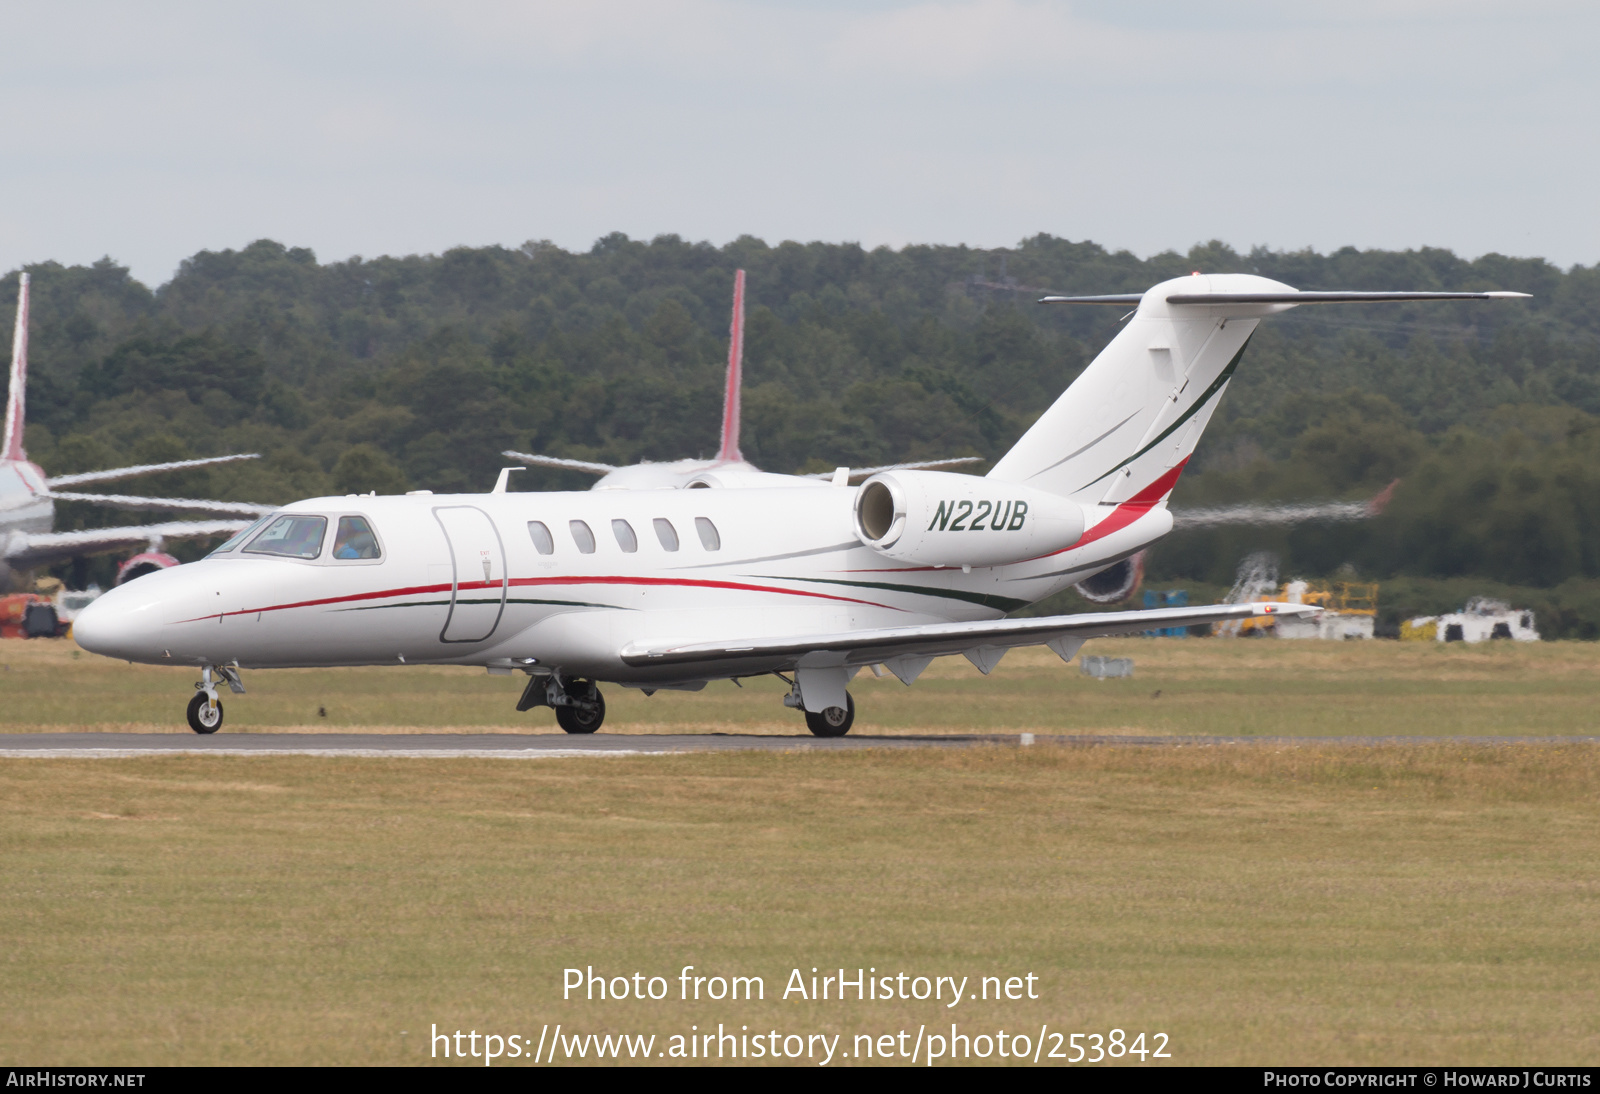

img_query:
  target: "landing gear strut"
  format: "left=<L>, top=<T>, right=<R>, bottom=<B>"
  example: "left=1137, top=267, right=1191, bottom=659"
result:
left=518, top=673, right=607, bottom=734
left=186, top=665, right=245, bottom=735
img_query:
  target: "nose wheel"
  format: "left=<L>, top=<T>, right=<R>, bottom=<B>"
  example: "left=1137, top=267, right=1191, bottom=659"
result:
left=187, top=692, right=224, bottom=734
left=186, top=665, right=243, bottom=734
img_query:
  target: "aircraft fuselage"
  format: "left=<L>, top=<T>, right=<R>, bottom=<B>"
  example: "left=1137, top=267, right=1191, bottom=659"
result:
left=73, top=485, right=1168, bottom=685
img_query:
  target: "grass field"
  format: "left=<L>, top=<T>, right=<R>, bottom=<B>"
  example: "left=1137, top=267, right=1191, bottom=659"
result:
left=2, top=638, right=1599, bottom=1066
left=4, top=635, right=1600, bottom=737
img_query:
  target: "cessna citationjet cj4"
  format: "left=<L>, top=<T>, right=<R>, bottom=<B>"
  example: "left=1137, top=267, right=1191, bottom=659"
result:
left=1, top=273, right=271, bottom=588
left=72, top=274, right=1526, bottom=735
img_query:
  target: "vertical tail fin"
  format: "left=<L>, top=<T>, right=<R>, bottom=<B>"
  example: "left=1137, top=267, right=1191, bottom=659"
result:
left=989, top=275, right=1526, bottom=508
left=988, top=274, right=1267, bottom=506
left=717, top=269, right=745, bottom=463
left=3, top=271, right=28, bottom=463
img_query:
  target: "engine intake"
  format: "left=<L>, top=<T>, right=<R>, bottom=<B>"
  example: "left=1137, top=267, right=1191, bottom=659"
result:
left=852, top=470, right=1086, bottom=568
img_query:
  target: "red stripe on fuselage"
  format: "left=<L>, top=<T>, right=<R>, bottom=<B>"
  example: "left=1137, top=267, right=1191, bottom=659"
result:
left=174, top=573, right=897, bottom=624
left=1046, top=457, right=1189, bottom=556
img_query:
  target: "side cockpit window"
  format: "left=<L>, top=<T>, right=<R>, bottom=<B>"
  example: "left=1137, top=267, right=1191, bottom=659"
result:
left=244, top=514, right=328, bottom=559
left=333, top=516, right=382, bottom=560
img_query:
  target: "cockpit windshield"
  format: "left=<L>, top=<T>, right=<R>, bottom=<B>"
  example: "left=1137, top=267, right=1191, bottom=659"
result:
left=332, top=516, right=381, bottom=559
left=208, top=515, right=273, bottom=557
left=243, top=514, right=328, bottom=559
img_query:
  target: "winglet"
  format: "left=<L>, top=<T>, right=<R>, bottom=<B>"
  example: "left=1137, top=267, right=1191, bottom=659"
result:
left=718, top=269, right=745, bottom=463
left=3, top=272, right=29, bottom=463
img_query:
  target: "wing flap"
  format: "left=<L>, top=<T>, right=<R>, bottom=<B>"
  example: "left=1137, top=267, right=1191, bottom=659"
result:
left=620, top=601, right=1316, bottom=671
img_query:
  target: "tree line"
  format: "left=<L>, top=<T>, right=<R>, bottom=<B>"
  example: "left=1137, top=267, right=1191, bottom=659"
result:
left=5, top=234, right=1600, bottom=632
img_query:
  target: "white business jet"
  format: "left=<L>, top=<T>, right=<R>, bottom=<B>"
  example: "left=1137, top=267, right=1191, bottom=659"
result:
left=71, top=274, right=1525, bottom=735
left=503, top=269, right=981, bottom=491
left=1, top=273, right=272, bottom=590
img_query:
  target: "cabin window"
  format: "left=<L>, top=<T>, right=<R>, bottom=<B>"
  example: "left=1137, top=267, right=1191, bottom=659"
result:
left=694, top=516, right=721, bottom=551
left=244, top=514, right=328, bottom=560
left=208, top=515, right=272, bottom=556
left=612, top=519, right=638, bottom=553
left=569, top=519, right=596, bottom=554
left=527, top=521, right=555, bottom=555
left=332, top=516, right=381, bottom=559
left=653, top=518, right=679, bottom=552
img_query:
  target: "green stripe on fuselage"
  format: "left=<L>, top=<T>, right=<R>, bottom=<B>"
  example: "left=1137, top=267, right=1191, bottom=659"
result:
left=1077, top=333, right=1253, bottom=493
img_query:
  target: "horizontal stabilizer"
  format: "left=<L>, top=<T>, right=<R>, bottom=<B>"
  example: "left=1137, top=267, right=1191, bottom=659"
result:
left=802, top=456, right=982, bottom=481
left=620, top=601, right=1316, bottom=673
left=1037, top=294, right=1143, bottom=305
left=46, top=491, right=275, bottom=517
left=46, top=453, right=260, bottom=488
left=1041, top=290, right=1531, bottom=306
left=1163, top=291, right=1531, bottom=305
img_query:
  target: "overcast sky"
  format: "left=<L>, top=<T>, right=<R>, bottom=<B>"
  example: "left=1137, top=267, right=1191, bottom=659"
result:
left=2, top=1, right=1595, bottom=287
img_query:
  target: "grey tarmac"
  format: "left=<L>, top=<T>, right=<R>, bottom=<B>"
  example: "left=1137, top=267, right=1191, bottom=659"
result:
left=0, top=732, right=1596, bottom=758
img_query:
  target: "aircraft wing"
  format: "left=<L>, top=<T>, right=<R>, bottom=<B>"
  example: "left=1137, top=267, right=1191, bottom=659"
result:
left=45, top=491, right=274, bottom=517
left=45, top=453, right=261, bottom=488
left=3, top=520, right=249, bottom=569
left=620, top=601, right=1316, bottom=681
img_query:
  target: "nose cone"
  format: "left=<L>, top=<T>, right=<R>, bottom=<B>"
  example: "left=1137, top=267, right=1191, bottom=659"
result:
left=72, top=568, right=189, bottom=663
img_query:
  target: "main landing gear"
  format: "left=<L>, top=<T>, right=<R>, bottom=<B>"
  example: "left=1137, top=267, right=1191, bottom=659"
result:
left=804, top=694, right=855, bottom=738
left=518, top=674, right=607, bottom=734
left=186, top=665, right=246, bottom=734
left=780, top=673, right=857, bottom=737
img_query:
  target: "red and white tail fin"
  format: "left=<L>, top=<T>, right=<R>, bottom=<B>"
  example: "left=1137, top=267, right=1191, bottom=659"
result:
left=3, top=272, right=28, bottom=463
left=717, top=268, right=745, bottom=463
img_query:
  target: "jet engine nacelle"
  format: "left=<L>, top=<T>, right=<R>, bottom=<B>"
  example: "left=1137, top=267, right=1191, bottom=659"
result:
left=116, top=551, right=181, bottom=586
left=853, top=470, right=1086, bottom=568
left=1074, top=550, right=1146, bottom=604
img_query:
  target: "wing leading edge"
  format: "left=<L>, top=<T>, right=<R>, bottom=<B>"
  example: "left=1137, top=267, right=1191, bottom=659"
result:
left=620, top=601, right=1316, bottom=682
left=5, top=520, right=250, bottom=568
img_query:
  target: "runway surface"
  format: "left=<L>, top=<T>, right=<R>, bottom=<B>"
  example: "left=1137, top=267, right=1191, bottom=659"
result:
left=1, top=732, right=1597, bottom=758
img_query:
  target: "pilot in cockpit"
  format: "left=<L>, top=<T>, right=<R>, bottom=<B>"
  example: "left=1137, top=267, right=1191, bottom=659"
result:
left=332, top=516, right=381, bottom=560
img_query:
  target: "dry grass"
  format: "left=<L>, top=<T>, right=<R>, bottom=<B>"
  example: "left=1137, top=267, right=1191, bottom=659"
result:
left=2, top=744, right=1598, bottom=1065
left=3, top=635, right=1600, bottom=737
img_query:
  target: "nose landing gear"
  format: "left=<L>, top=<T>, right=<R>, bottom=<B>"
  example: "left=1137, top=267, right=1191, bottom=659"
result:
left=186, top=691, right=223, bottom=734
left=186, top=665, right=246, bottom=734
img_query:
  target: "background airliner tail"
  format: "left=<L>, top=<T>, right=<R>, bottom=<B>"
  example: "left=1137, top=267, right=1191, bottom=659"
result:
left=717, top=268, right=745, bottom=463
left=3, top=272, right=29, bottom=463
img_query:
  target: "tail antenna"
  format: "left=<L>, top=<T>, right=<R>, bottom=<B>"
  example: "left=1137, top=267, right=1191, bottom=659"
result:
left=3, top=272, right=28, bottom=463
left=718, top=269, right=745, bottom=463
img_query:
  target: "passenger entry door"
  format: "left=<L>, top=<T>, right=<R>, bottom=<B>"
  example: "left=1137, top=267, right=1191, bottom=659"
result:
left=434, top=506, right=507, bottom=642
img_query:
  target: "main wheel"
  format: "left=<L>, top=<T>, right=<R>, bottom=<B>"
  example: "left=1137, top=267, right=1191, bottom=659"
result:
left=804, top=693, right=855, bottom=738
left=555, top=684, right=605, bottom=734
left=186, top=692, right=224, bottom=734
